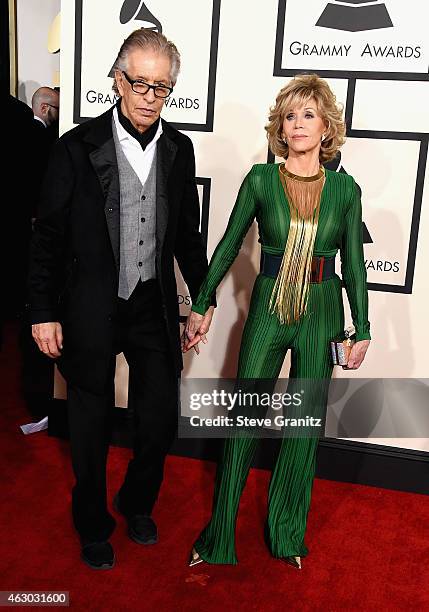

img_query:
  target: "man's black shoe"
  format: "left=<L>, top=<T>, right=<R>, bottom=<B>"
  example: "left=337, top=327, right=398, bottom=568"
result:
left=81, top=540, right=115, bottom=570
left=113, top=493, right=158, bottom=545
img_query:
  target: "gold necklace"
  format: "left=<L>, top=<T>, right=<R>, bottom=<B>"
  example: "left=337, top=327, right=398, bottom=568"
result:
left=279, top=163, right=325, bottom=220
left=269, top=164, right=326, bottom=324
left=279, top=162, right=325, bottom=182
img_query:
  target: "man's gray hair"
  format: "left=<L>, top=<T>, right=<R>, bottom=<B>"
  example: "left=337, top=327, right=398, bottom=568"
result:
left=112, top=29, right=181, bottom=94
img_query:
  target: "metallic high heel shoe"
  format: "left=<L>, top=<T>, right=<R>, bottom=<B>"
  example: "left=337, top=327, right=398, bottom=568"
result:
left=283, top=555, right=302, bottom=569
left=188, top=547, right=204, bottom=567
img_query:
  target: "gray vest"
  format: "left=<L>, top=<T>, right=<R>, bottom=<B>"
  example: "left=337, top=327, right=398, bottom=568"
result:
left=112, top=121, right=157, bottom=300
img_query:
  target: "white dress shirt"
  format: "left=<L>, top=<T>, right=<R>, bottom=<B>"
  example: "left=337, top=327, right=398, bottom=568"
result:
left=113, top=106, right=163, bottom=186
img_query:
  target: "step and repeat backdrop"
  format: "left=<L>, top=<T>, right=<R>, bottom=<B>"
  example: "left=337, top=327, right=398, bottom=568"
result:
left=57, top=0, right=429, bottom=451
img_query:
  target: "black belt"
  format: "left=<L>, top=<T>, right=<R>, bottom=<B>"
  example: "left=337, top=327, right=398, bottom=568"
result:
left=260, top=252, right=336, bottom=283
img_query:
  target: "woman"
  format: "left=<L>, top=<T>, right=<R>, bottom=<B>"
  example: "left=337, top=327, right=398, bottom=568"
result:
left=183, top=74, right=371, bottom=569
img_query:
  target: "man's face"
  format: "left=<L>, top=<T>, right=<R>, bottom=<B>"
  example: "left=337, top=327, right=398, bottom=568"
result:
left=115, top=48, right=172, bottom=133
left=40, top=91, right=59, bottom=126
left=46, top=91, right=60, bottom=126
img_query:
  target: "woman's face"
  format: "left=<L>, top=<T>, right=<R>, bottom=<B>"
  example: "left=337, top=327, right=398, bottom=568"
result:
left=281, top=98, right=327, bottom=157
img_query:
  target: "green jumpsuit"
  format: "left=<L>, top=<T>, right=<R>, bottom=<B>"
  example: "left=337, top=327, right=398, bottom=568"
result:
left=190, top=163, right=371, bottom=563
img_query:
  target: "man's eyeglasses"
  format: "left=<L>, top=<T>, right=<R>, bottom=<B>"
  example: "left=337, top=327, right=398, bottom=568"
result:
left=121, top=71, right=173, bottom=99
left=47, top=104, right=59, bottom=110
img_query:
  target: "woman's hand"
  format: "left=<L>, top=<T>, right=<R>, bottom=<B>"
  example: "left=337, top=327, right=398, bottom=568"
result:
left=344, top=339, right=370, bottom=370
left=181, top=311, right=204, bottom=354
left=182, top=306, right=215, bottom=353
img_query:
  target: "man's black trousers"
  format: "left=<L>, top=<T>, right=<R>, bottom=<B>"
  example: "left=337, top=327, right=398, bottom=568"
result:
left=67, top=279, right=179, bottom=542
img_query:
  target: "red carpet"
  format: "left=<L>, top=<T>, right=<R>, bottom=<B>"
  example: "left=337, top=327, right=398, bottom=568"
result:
left=1, top=323, right=429, bottom=611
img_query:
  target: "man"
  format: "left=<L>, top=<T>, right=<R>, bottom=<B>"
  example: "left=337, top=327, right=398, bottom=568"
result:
left=31, top=86, right=59, bottom=130
left=30, top=87, right=60, bottom=218
left=20, top=89, right=61, bottom=419
left=28, top=29, right=214, bottom=570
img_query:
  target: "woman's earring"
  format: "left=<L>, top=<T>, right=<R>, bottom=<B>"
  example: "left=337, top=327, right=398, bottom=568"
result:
left=321, top=134, right=326, bottom=142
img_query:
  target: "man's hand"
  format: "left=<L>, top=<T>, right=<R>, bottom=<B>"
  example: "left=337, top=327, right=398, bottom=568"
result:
left=182, top=306, right=215, bottom=354
left=344, top=339, right=370, bottom=370
left=32, top=322, right=63, bottom=358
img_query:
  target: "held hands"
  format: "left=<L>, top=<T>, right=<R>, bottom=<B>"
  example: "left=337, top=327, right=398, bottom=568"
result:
left=181, top=306, right=215, bottom=354
left=32, top=322, right=63, bottom=358
left=344, top=339, right=370, bottom=370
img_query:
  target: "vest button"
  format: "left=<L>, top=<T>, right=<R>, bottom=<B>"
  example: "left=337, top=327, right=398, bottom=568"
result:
left=142, top=195, right=146, bottom=200
left=108, top=207, right=113, bottom=213
left=139, top=240, right=143, bottom=245
left=138, top=262, right=143, bottom=267
left=141, top=217, right=145, bottom=222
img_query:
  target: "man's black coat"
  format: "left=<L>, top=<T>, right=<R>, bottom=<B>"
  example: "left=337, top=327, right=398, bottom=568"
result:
left=28, top=107, right=213, bottom=394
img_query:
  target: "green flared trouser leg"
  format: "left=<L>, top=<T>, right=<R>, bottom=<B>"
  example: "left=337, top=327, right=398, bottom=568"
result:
left=266, top=377, right=331, bottom=559
left=195, top=436, right=259, bottom=564
left=194, top=275, right=344, bottom=564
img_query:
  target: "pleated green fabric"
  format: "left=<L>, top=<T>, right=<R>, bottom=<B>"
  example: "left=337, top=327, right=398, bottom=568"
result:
left=191, top=163, right=371, bottom=564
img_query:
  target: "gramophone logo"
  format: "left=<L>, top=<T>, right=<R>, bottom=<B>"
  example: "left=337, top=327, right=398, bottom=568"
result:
left=316, top=0, right=393, bottom=33
left=108, top=2, right=163, bottom=77
left=119, top=0, right=162, bottom=31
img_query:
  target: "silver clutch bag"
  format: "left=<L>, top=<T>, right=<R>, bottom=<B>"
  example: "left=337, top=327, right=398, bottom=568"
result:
left=330, top=326, right=356, bottom=366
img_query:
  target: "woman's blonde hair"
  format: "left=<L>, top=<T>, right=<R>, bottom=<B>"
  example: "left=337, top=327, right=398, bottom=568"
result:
left=265, top=73, right=346, bottom=163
